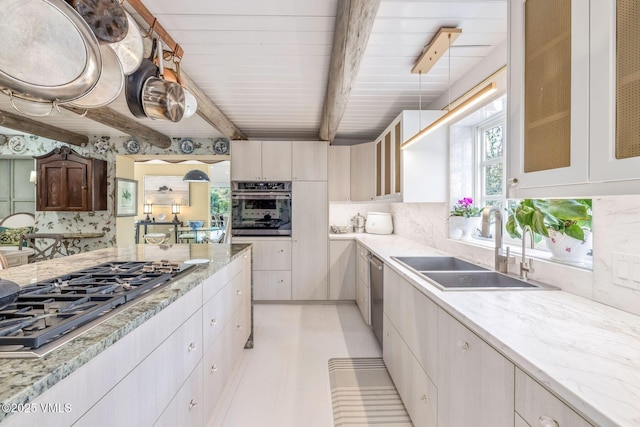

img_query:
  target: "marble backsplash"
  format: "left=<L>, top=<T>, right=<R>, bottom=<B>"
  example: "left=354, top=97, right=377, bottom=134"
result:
left=331, top=197, right=640, bottom=317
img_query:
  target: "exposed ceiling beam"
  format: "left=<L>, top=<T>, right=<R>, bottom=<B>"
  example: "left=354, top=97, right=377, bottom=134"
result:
left=179, top=73, right=248, bottom=140
left=0, top=108, right=89, bottom=147
left=62, top=106, right=172, bottom=148
left=319, top=0, right=381, bottom=142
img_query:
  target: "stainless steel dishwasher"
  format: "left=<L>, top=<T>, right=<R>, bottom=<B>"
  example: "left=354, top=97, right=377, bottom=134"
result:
left=368, top=254, right=384, bottom=346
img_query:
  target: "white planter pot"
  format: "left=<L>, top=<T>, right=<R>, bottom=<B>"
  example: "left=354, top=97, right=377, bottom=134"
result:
left=544, top=228, right=592, bottom=263
left=449, top=216, right=481, bottom=239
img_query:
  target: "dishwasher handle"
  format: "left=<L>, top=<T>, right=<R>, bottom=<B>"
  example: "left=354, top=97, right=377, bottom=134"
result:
left=367, top=254, right=384, bottom=270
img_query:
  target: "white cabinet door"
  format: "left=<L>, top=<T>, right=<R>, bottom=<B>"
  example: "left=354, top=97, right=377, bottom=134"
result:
left=437, top=309, right=515, bottom=427
left=384, top=267, right=438, bottom=380
left=154, top=361, right=204, bottom=427
left=507, top=0, right=590, bottom=196
left=356, top=243, right=370, bottom=288
left=383, top=314, right=437, bottom=427
left=292, top=141, right=328, bottom=181
left=515, top=368, right=594, bottom=427
left=251, top=239, right=292, bottom=270
left=291, top=181, right=328, bottom=299
left=231, top=140, right=263, bottom=181
left=356, top=279, right=370, bottom=324
left=328, top=145, right=351, bottom=201
left=350, top=142, right=375, bottom=201
left=254, top=270, right=292, bottom=300
left=401, top=110, right=447, bottom=203
left=262, top=141, right=292, bottom=181
left=329, top=240, right=355, bottom=300
left=589, top=0, right=640, bottom=183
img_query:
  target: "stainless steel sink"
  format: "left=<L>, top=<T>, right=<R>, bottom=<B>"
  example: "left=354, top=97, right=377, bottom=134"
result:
left=392, top=256, right=488, bottom=271
left=391, top=256, right=556, bottom=291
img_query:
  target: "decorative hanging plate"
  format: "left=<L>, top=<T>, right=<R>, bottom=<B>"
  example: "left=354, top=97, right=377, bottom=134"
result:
left=179, top=138, right=195, bottom=154
left=213, top=137, right=229, bottom=155
left=124, top=138, right=140, bottom=154
left=93, top=137, right=109, bottom=154
left=7, top=136, right=26, bottom=153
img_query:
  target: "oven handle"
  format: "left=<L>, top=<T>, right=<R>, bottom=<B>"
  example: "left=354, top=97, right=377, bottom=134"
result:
left=232, top=193, right=291, bottom=199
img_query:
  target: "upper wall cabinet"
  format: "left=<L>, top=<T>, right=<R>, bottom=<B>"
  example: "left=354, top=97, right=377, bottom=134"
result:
left=328, top=145, right=351, bottom=201
left=231, top=141, right=292, bottom=181
left=509, top=0, right=640, bottom=197
left=292, top=141, right=328, bottom=181
left=373, top=110, right=447, bottom=202
left=35, top=147, right=107, bottom=212
left=350, top=141, right=376, bottom=201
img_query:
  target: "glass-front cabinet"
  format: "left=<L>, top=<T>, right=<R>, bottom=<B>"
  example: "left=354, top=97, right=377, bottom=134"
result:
left=509, top=0, right=640, bottom=197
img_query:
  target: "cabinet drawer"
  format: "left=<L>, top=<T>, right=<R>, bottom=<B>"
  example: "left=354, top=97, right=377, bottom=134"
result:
left=252, top=240, right=292, bottom=271
left=202, top=255, right=243, bottom=302
left=383, top=315, right=437, bottom=427
left=154, top=361, right=203, bottom=427
left=76, top=309, right=203, bottom=426
left=254, top=270, right=291, bottom=300
left=515, top=368, right=594, bottom=427
left=384, top=268, right=437, bottom=380
left=356, top=279, right=370, bottom=325
left=356, top=244, right=370, bottom=287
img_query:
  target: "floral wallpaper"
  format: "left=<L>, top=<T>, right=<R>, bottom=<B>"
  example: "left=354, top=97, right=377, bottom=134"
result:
left=0, top=134, right=228, bottom=254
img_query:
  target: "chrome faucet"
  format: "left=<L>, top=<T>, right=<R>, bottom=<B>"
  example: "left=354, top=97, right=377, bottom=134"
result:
left=519, top=225, right=535, bottom=280
left=480, top=206, right=515, bottom=273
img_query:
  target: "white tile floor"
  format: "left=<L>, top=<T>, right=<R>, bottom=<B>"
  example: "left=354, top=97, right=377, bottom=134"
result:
left=210, top=303, right=382, bottom=427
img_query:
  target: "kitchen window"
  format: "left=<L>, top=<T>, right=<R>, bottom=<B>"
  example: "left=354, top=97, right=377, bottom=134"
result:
left=449, top=95, right=506, bottom=213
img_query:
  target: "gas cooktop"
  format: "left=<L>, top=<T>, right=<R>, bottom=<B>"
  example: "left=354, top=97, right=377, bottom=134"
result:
left=0, top=261, right=194, bottom=358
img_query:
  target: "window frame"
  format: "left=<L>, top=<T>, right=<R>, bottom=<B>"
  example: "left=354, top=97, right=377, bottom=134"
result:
left=474, top=113, right=506, bottom=211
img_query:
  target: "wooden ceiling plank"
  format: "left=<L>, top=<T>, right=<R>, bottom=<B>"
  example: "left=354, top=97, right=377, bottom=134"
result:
left=0, top=109, right=88, bottom=147
left=178, top=72, right=248, bottom=140
left=319, top=0, right=381, bottom=142
left=61, top=106, right=172, bottom=149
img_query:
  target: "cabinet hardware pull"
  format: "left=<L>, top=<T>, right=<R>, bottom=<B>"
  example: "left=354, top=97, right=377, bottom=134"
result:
left=210, top=318, right=217, bottom=326
left=279, top=249, right=284, bottom=252
left=211, top=364, right=218, bottom=373
left=236, top=325, right=243, bottom=330
left=189, top=399, right=198, bottom=410
left=236, top=289, right=242, bottom=295
left=538, top=416, right=559, bottom=427
left=188, top=342, right=197, bottom=352
left=457, top=341, right=470, bottom=350
left=278, top=279, right=284, bottom=283
left=420, top=394, right=427, bottom=402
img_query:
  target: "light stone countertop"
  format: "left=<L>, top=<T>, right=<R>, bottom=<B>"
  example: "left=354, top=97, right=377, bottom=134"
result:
left=0, top=243, right=251, bottom=422
left=331, top=233, right=640, bottom=427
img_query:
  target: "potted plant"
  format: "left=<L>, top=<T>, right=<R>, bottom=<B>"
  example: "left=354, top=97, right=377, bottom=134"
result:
left=506, top=199, right=592, bottom=262
left=449, top=197, right=482, bottom=238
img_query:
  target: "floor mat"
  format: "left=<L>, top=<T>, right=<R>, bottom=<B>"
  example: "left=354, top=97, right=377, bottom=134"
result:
left=328, top=357, right=413, bottom=426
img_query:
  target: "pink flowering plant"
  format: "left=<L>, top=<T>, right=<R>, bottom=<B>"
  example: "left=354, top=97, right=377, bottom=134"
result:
left=450, top=197, right=481, bottom=218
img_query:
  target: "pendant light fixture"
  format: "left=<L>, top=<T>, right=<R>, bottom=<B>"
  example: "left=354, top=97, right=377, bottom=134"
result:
left=401, top=27, right=498, bottom=150
left=183, top=169, right=210, bottom=182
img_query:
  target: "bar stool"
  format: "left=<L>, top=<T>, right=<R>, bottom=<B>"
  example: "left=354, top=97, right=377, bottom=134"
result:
left=143, top=233, right=169, bottom=244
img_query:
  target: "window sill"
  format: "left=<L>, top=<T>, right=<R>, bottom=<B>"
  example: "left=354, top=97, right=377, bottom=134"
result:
left=448, top=235, right=593, bottom=271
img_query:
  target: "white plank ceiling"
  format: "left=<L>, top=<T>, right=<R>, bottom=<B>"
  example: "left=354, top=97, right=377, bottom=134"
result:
left=0, top=0, right=507, bottom=144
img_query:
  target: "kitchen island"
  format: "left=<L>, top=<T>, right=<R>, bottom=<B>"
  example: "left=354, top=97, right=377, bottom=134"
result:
left=0, top=243, right=252, bottom=426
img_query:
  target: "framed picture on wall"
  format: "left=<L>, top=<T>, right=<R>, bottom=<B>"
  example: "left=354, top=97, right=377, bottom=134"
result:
left=116, top=178, right=138, bottom=217
left=143, top=176, right=190, bottom=206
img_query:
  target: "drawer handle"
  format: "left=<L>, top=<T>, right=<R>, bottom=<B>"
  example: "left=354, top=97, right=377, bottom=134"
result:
left=538, top=416, right=559, bottom=427
left=420, top=394, right=427, bottom=402
left=188, top=342, right=197, bottom=352
left=236, top=289, right=242, bottom=295
left=279, top=249, right=284, bottom=252
left=278, top=279, right=284, bottom=283
left=211, top=364, right=218, bottom=373
left=236, top=324, right=243, bottom=331
left=189, top=399, right=198, bottom=410
left=210, top=318, right=217, bottom=326
left=457, top=341, right=470, bottom=351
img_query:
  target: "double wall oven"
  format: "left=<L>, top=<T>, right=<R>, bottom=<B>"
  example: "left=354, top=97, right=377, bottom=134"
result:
left=231, top=181, right=292, bottom=236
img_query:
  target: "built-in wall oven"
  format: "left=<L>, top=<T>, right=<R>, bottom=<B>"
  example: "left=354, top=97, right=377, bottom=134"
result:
left=231, top=181, right=292, bottom=236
